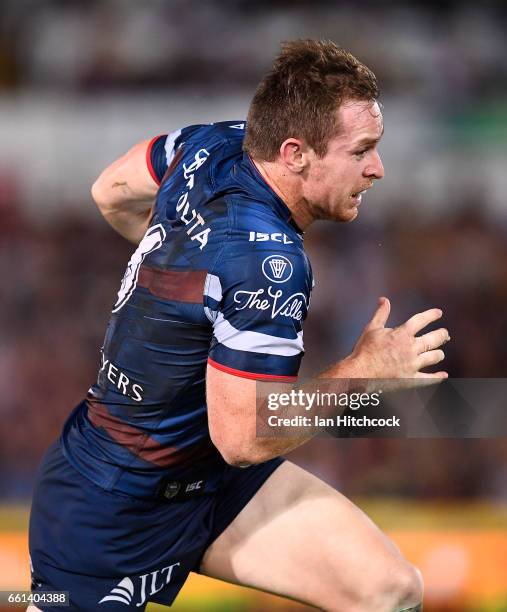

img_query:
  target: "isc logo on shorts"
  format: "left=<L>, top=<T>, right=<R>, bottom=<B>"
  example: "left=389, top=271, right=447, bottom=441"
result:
left=185, top=480, right=203, bottom=493
left=99, top=563, right=180, bottom=607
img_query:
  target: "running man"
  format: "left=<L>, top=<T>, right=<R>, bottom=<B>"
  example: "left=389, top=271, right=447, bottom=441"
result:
left=29, top=40, right=448, bottom=611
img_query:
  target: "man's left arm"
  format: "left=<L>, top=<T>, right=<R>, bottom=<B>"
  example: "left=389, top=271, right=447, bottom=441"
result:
left=91, top=139, right=161, bottom=244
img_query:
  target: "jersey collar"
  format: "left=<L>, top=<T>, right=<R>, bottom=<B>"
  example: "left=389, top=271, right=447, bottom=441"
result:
left=241, top=153, right=304, bottom=235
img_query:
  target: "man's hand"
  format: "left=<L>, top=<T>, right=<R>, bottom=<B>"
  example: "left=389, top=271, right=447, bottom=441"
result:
left=344, top=297, right=449, bottom=381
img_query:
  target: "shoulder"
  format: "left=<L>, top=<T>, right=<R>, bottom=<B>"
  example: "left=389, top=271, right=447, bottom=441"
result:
left=169, top=121, right=245, bottom=156
left=205, top=236, right=311, bottom=381
left=210, top=238, right=312, bottom=311
left=156, top=121, right=245, bottom=190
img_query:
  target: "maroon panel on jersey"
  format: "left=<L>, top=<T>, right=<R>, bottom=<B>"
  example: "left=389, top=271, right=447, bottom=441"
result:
left=138, top=265, right=207, bottom=303
left=88, top=401, right=214, bottom=468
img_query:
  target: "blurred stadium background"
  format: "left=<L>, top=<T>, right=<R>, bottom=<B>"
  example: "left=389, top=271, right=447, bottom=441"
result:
left=1, top=1, right=507, bottom=610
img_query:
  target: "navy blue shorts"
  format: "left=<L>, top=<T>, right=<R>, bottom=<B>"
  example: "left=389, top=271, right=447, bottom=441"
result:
left=29, top=440, right=283, bottom=611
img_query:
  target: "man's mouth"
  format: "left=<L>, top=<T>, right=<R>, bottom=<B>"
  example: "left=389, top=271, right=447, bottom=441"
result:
left=350, top=189, right=367, bottom=203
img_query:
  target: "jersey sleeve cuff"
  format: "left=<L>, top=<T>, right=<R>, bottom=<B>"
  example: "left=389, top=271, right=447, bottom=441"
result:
left=208, top=358, right=297, bottom=382
left=146, top=135, right=164, bottom=186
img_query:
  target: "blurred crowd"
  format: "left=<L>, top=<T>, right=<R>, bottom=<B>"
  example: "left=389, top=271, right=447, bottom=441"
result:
left=0, top=0, right=505, bottom=107
left=1, top=0, right=507, bottom=501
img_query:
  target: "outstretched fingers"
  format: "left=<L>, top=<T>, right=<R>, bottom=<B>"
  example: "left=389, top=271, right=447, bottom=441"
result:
left=365, top=297, right=391, bottom=331
left=405, top=310, right=450, bottom=379
left=403, top=308, right=443, bottom=336
left=415, top=370, right=448, bottom=382
left=418, top=349, right=445, bottom=369
left=416, top=327, right=450, bottom=353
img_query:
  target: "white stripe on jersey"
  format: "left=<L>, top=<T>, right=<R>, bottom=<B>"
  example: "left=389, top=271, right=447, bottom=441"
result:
left=213, top=312, right=303, bottom=357
left=204, top=273, right=223, bottom=302
left=204, top=273, right=223, bottom=322
left=164, top=129, right=182, bottom=166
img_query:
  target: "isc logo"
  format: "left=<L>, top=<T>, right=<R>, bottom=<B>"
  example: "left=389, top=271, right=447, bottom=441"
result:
left=248, top=232, right=293, bottom=244
left=185, top=480, right=203, bottom=493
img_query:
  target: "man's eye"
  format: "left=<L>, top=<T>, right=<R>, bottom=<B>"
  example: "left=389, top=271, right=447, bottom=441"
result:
left=354, top=150, right=367, bottom=158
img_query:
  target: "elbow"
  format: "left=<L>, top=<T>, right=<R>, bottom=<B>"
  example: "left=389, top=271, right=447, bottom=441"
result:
left=91, top=179, right=106, bottom=210
left=91, top=176, right=119, bottom=216
left=211, top=433, right=270, bottom=467
left=91, top=179, right=110, bottom=212
left=220, top=448, right=268, bottom=468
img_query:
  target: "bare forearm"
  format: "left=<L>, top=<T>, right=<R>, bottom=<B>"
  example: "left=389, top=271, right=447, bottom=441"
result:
left=91, top=178, right=154, bottom=244
left=236, top=357, right=362, bottom=465
left=238, top=300, right=449, bottom=464
left=209, top=298, right=449, bottom=467
left=100, top=202, right=153, bottom=244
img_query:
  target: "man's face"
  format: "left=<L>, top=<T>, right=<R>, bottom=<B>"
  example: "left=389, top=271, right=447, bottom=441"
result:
left=303, top=100, right=384, bottom=222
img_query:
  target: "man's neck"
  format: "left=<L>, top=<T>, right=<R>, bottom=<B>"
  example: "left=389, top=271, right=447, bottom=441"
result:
left=251, top=158, right=314, bottom=231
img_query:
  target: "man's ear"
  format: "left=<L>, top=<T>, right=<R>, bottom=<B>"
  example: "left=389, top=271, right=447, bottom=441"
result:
left=279, top=138, right=310, bottom=174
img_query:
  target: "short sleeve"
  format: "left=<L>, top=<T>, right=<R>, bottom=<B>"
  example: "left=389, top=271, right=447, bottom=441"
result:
left=146, top=129, right=183, bottom=185
left=206, top=247, right=312, bottom=381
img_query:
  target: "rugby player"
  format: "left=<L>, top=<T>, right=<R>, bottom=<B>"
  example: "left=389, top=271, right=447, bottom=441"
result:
left=29, top=40, right=448, bottom=611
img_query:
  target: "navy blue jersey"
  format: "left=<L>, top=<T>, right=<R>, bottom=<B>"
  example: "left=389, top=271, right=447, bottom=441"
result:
left=62, top=122, right=313, bottom=498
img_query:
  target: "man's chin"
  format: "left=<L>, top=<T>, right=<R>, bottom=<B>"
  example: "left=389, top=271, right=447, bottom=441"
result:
left=347, top=207, right=359, bottom=222
left=321, top=202, right=359, bottom=223
left=335, top=206, right=359, bottom=223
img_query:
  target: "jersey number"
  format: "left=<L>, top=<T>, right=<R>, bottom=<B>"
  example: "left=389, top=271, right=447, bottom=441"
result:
left=112, top=224, right=166, bottom=313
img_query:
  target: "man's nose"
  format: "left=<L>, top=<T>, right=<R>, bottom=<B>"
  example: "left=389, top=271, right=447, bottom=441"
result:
left=364, top=150, right=384, bottom=180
